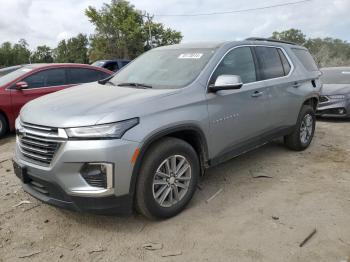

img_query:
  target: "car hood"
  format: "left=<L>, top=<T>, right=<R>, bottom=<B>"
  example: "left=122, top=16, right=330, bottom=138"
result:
left=20, top=82, right=180, bottom=127
left=321, top=84, right=350, bottom=96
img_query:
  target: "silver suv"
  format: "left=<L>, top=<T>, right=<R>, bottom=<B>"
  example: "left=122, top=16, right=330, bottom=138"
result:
left=13, top=38, right=321, bottom=219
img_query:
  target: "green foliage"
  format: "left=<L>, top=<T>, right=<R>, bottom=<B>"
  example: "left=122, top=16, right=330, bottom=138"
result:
left=86, top=0, right=183, bottom=61
left=0, top=39, right=30, bottom=67
left=31, top=45, right=54, bottom=63
left=271, top=28, right=350, bottom=67
left=0, top=0, right=182, bottom=67
left=54, top=34, right=89, bottom=63
left=144, top=22, right=183, bottom=50
left=271, top=29, right=306, bottom=45
left=86, top=0, right=145, bottom=61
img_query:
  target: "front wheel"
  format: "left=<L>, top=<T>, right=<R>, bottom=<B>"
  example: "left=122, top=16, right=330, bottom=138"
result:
left=0, top=114, right=8, bottom=138
left=135, top=137, right=199, bottom=219
left=284, top=105, right=316, bottom=151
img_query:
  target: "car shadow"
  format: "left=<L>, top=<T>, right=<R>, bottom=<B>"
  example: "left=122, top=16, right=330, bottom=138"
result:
left=50, top=139, right=290, bottom=228
left=316, top=116, right=350, bottom=123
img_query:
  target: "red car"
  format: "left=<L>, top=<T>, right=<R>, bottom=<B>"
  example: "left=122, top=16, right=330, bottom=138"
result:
left=0, top=63, right=112, bottom=137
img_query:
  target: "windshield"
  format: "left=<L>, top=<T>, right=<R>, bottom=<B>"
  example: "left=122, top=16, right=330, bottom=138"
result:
left=92, top=61, right=105, bottom=67
left=109, top=48, right=216, bottom=89
left=0, top=67, right=33, bottom=86
left=0, top=65, right=23, bottom=77
left=321, top=69, right=350, bottom=85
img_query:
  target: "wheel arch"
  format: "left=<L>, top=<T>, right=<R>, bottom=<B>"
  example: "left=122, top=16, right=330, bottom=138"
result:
left=129, top=125, right=209, bottom=198
left=0, top=109, right=10, bottom=132
left=302, top=96, right=319, bottom=111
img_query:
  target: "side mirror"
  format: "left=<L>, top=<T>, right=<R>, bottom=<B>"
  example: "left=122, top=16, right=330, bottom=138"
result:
left=209, top=75, right=243, bottom=92
left=15, top=81, right=28, bottom=90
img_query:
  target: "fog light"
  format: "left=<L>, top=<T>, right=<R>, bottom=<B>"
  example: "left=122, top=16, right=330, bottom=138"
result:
left=80, top=163, right=113, bottom=189
left=338, top=108, right=345, bottom=114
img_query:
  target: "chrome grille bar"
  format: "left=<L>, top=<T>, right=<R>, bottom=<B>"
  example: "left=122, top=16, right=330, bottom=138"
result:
left=17, top=121, right=67, bottom=166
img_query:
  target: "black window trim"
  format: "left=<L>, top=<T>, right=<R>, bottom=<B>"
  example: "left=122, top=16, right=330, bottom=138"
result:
left=277, top=48, right=290, bottom=76
left=9, top=67, right=71, bottom=91
left=206, top=44, right=295, bottom=92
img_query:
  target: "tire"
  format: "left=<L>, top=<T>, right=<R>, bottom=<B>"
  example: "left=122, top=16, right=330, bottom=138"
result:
left=0, top=114, right=8, bottom=138
left=135, top=137, right=200, bottom=219
left=284, top=105, right=315, bottom=151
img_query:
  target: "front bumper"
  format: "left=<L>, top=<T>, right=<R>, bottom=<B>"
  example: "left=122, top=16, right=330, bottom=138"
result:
left=316, top=97, right=350, bottom=118
left=14, top=137, right=140, bottom=215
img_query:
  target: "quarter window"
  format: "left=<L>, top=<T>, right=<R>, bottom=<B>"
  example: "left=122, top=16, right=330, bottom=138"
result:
left=255, top=46, right=285, bottom=80
left=23, top=69, right=66, bottom=89
left=210, top=46, right=257, bottom=84
left=292, top=48, right=318, bottom=72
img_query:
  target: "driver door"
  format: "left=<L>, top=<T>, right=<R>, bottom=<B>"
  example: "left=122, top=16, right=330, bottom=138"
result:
left=206, top=46, right=270, bottom=160
left=10, top=68, right=69, bottom=119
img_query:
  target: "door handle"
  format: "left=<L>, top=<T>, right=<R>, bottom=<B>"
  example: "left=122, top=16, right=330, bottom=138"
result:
left=293, top=82, right=301, bottom=88
left=251, top=91, right=264, bottom=97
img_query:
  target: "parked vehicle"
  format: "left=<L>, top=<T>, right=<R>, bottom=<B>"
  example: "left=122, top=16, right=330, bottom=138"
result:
left=0, top=65, right=23, bottom=77
left=92, top=59, right=131, bottom=72
left=13, top=39, right=321, bottom=219
left=317, top=67, right=350, bottom=118
left=0, top=64, right=112, bottom=137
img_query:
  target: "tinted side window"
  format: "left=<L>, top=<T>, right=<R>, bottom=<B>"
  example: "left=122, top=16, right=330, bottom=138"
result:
left=210, top=47, right=256, bottom=84
left=277, top=49, right=291, bottom=75
left=255, top=47, right=284, bottom=80
left=292, top=48, right=318, bottom=71
left=67, top=68, right=107, bottom=84
left=23, top=69, right=66, bottom=89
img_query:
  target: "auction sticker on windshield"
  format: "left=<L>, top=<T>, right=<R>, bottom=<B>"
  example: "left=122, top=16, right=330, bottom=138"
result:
left=178, top=53, right=203, bottom=59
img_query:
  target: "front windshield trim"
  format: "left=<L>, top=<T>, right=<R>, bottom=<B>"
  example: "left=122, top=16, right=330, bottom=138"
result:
left=108, top=47, right=218, bottom=90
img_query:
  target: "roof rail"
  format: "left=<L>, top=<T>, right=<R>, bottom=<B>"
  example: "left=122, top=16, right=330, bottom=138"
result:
left=245, top=37, right=297, bottom=46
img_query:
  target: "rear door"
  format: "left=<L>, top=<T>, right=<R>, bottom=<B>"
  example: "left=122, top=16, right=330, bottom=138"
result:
left=66, top=68, right=111, bottom=84
left=253, top=46, right=296, bottom=129
left=206, top=46, right=270, bottom=159
left=10, top=68, right=68, bottom=119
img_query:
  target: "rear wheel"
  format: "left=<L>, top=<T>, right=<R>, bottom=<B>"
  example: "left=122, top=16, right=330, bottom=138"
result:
left=136, top=137, right=199, bottom=219
left=284, top=105, right=315, bottom=151
left=0, top=114, right=8, bottom=138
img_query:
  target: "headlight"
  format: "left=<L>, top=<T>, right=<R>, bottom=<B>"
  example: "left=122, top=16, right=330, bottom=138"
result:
left=328, top=95, right=346, bottom=100
left=66, top=118, right=139, bottom=139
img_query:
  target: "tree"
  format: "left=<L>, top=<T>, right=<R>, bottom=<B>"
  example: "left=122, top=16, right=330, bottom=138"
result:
left=144, top=22, right=183, bottom=50
left=31, top=45, right=54, bottom=63
left=86, top=0, right=145, bottom=61
left=0, top=39, right=30, bottom=67
left=86, top=0, right=182, bottom=61
left=12, top=39, right=31, bottom=65
left=270, top=29, right=350, bottom=67
left=54, top=34, right=89, bottom=63
left=271, top=28, right=306, bottom=45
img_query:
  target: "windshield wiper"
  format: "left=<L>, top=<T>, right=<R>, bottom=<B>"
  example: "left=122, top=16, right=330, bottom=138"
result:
left=117, top=82, right=152, bottom=89
left=104, top=80, right=116, bottom=86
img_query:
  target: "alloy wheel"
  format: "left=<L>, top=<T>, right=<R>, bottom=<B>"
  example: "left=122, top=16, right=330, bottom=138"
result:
left=300, top=114, right=313, bottom=144
left=152, top=155, right=192, bottom=208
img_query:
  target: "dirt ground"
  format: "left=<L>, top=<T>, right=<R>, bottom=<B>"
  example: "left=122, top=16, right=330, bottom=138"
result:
left=0, top=119, right=350, bottom=262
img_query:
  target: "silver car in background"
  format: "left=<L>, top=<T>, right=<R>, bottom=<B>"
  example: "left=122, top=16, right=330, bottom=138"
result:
left=13, top=38, right=321, bottom=219
left=317, top=67, right=350, bottom=118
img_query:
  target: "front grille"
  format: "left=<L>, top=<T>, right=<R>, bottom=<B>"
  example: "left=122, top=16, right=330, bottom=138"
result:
left=319, top=96, right=329, bottom=103
left=17, top=122, right=66, bottom=166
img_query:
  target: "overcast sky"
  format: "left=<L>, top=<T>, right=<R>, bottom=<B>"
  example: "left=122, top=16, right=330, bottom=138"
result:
left=0, top=0, right=349, bottom=49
